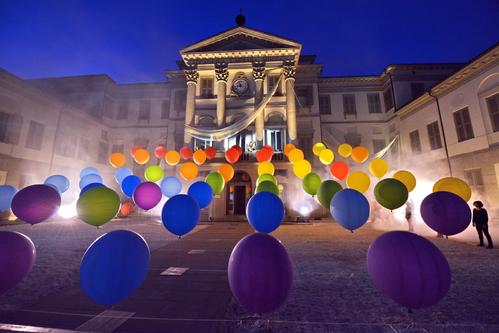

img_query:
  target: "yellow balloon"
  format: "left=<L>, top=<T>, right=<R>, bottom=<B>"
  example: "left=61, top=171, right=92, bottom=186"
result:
left=346, top=171, right=371, bottom=193
left=108, top=152, right=126, bottom=168
left=165, top=150, right=180, bottom=166
left=369, top=158, right=389, bottom=179
left=393, top=170, right=416, bottom=192
left=179, top=162, right=198, bottom=181
left=278, top=184, right=284, bottom=193
left=433, top=177, right=471, bottom=202
left=319, top=149, right=335, bottom=165
left=312, top=142, right=326, bottom=156
left=288, top=148, right=304, bottom=164
left=283, top=143, right=296, bottom=156
left=293, top=160, right=312, bottom=179
left=338, top=144, right=352, bottom=158
left=258, top=161, right=275, bottom=176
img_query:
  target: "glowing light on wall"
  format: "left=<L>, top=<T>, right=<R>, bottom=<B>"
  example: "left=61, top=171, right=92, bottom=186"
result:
left=58, top=203, right=77, bottom=219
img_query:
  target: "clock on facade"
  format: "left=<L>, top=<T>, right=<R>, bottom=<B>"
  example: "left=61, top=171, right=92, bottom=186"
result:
left=231, top=76, right=250, bottom=95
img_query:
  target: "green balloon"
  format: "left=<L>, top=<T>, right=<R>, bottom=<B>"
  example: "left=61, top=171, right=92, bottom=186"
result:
left=317, top=180, right=342, bottom=210
left=77, top=187, right=120, bottom=227
left=256, top=181, right=279, bottom=196
left=374, top=178, right=408, bottom=210
left=256, top=173, right=277, bottom=187
left=205, top=172, right=225, bottom=195
left=303, top=172, right=321, bottom=196
left=144, top=165, right=164, bottom=182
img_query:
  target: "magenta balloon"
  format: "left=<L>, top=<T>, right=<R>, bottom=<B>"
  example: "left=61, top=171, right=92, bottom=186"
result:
left=133, top=182, right=162, bottom=210
left=367, top=231, right=451, bottom=309
left=11, top=184, right=61, bottom=225
left=228, top=233, right=293, bottom=314
left=420, top=191, right=471, bottom=236
left=0, top=231, right=36, bottom=295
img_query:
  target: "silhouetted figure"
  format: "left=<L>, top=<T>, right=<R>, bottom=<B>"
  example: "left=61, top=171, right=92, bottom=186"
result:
left=405, top=199, right=414, bottom=232
left=472, top=201, right=493, bottom=249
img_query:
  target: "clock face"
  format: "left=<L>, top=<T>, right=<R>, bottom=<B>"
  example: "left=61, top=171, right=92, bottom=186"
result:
left=232, top=78, right=249, bottom=95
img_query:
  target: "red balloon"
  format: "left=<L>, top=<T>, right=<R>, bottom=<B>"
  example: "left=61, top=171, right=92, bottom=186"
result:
left=231, top=145, right=243, bottom=156
left=330, top=161, right=349, bottom=180
left=205, top=146, right=217, bottom=160
left=256, top=146, right=273, bottom=162
left=131, top=145, right=142, bottom=155
left=154, top=146, right=167, bottom=159
left=225, top=148, right=240, bottom=164
left=179, top=146, right=193, bottom=160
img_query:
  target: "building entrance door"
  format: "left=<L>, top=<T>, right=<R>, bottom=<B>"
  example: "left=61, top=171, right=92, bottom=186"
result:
left=226, top=171, right=252, bottom=216
left=233, top=186, right=246, bottom=215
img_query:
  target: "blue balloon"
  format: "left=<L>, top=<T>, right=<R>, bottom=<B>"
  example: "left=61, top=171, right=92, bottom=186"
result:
left=160, top=176, right=182, bottom=198
left=44, top=175, right=70, bottom=193
left=0, top=185, right=17, bottom=212
left=115, top=167, right=133, bottom=184
left=246, top=191, right=284, bottom=233
left=162, top=194, right=200, bottom=237
left=79, top=173, right=103, bottom=190
left=80, top=167, right=100, bottom=179
left=330, top=189, right=370, bottom=232
left=121, top=175, right=141, bottom=197
left=187, top=181, right=213, bottom=209
left=80, top=182, right=105, bottom=196
left=80, top=230, right=150, bottom=305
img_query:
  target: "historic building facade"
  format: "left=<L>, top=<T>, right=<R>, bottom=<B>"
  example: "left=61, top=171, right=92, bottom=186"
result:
left=1, top=19, right=498, bottom=219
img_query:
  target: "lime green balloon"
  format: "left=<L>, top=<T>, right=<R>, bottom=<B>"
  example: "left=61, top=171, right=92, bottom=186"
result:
left=77, top=187, right=120, bottom=227
left=256, top=181, right=279, bottom=196
left=302, top=172, right=321, bottom=196
left=205, top=172, right=225, bottom=195
left=374, top=178, right=408, bottom=210
left=144, top=165, right=164, bottom=182
left=256, top=173, right=277, bottom=187
left=317, top=180, right=342, bottom=210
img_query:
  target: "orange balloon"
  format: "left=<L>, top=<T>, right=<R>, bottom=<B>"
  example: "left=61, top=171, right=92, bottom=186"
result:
left=330, top=161, right=349, bottom=180
left=131, top=144, right=142, bottom=155
left=119, top=202, right=134, bottom=217
left=193, top=149, right=207, bottom=165
left=288, top=148, right=304, bottom=164
left=219, top=163, right=235, bottom=182
left=109, top=152, right=126, bottom=168
left=179, top=162, right=198, bottom=181
left=283, top=143, right=296, bottom=156
left=165, top=150, right=180, bottom=166
left=133, top=148, right=150, bottom=165
left=351, top=146, right=369, bottom=163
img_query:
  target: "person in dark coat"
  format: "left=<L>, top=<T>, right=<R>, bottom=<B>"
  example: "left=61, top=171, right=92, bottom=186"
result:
left=472, top=201, right=493, bottom=249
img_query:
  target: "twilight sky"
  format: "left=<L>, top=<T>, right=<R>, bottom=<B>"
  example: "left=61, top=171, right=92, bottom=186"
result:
left=0, top=0, right=498, bottom=83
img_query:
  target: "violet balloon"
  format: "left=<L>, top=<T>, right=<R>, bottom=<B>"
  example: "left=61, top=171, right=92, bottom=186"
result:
left=228, top=233, right=293, bottom=314
left=367, top=231, right=451, bottom=309
left=133, top=182, right=162, bottom=210
left=0, top=231, right=36, bottom=295
left=420, top=191, right=471, bottom=236
left=11, top=184, right=61, bottom=225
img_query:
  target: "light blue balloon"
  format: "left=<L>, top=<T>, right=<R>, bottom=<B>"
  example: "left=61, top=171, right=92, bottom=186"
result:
left=79, top=173, right=103, bottom=190
left=44, top=175, right=70, bottom=193
left=80, top=167, right=100, bottom=179
left=160, top=176, right=182, bottom=198
left=0, top=185, right=18, bottom=212
left=330, top=189, right=370, bottom=232
left=115, top=167, right=133, bottom=184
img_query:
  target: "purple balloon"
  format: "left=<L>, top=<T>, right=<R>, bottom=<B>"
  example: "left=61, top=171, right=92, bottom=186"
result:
left=133, top=182, right=162, bottom=210
left=420, top=191, right=471, bottom=236
left=367, top=231, right=451, bottom=309
left=228, top=233, right=293, bottom=314
left=11, top=184, right=61, bottom=225
left=0, top=231, right=36, bottom=295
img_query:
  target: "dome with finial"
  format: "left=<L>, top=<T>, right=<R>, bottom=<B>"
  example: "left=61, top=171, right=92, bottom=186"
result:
left=235, top=9, right=246, bottom=26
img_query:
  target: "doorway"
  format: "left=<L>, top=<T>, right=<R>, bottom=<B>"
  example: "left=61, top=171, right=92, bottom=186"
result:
left=226, top=171, right=252, bottom=216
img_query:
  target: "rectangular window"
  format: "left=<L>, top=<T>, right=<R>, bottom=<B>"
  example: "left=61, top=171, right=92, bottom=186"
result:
left=161, top=100, right=170, bottom=119
left=486, top=93, right=499, bottom=132
left=342, top=94, right=356, bottom=116
left=410, top=83, right=425, bottom=99
left=138, top=100, right=151, bottom=121
left=299, top=136, right=313, bottom=159
left=319, top=95, right=331, bottom=115
left=367, top=93, right=382, bottom=113
left=78, top=137, right=90, bottom=160
left=174, top=90, right=186, bottom=115
left=103, top=97, right=114, bottom=119
left=426, top=121, right=442, bottom=150
left=97, top=142, right=109, bottom=164
left=25, top=120, right=44, bottom=150
left=409, top=130, right=422, bottom=153
left=0, top=112, right=22, bottom=144
left=372, top=139, right=386, bottom=153
left=116, top=101, right=128, bottom=120
left=200, top=78, right=214, bottom=98
left=383, top=88, right=394, bottom=112
left=267, top=75, right=282, bottom=96
left=464, top=169, right=484, bottom=187
left=453, top=107, right=474, bottom=142
left=265, top=129, right=283, bottom=152
left=296, top=86, right=314, bottom=107
left=111, top=144, right=124, bottom=153
left=101, top=130, right=108, bottom=141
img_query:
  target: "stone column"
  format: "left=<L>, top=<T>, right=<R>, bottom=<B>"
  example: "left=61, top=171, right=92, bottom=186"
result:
left=284, top=60, right=297, bottom=142
left=253, top=61, right=266, bottom=145
left=215, top=63, right=229, bottom=127
left=184, top=65, right=199, bottom=144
